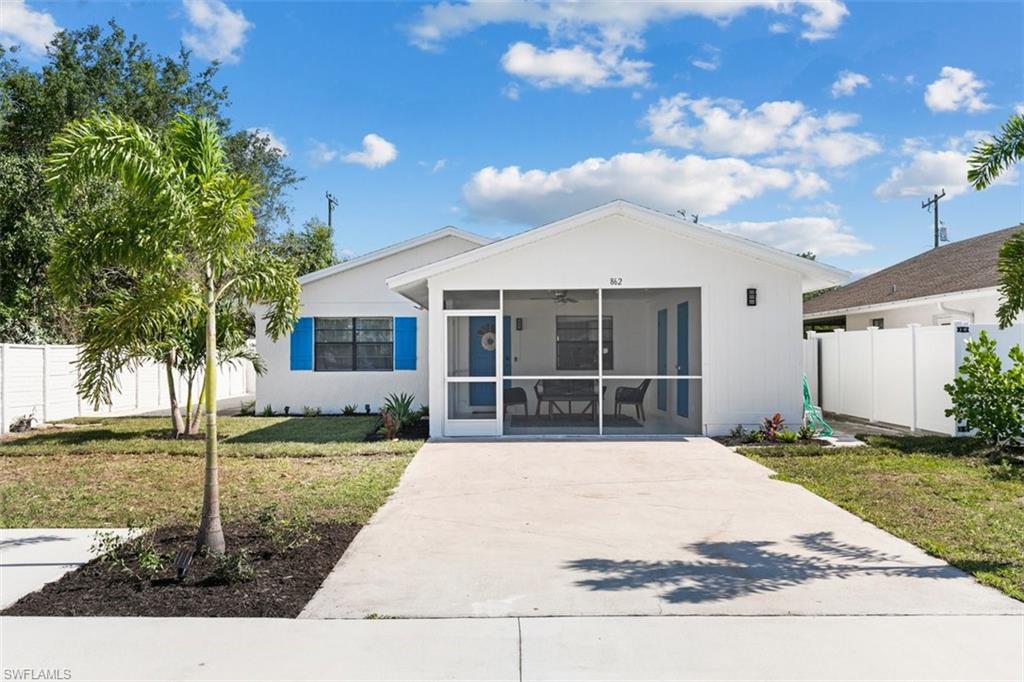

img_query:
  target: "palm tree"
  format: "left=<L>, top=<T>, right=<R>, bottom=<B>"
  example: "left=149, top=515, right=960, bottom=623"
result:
left=968, top=113, right=1024, bottom=328
left=46, top=113, right=299, bottom=553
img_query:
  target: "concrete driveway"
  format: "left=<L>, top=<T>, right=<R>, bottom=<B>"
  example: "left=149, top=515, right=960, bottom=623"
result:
left=302, top=439, right=1021, bottom=619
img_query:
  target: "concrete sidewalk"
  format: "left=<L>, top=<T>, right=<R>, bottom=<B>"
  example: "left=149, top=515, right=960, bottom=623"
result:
left=2, top=615, right=1020, bottom=681
left=0, top=529, right=134, bottom=609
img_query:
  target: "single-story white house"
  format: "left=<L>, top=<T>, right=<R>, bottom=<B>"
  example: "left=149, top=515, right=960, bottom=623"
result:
left=804, top=224, right=1022, bottom=331
left=256, top=200, right=849, bottom=437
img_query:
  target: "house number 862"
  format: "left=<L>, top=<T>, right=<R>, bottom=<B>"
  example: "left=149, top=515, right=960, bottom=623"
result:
left=609, top=277, right=623, bottom=286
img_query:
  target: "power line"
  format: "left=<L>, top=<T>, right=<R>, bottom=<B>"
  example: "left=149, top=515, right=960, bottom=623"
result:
left=921, top=189, right=946, bottom=249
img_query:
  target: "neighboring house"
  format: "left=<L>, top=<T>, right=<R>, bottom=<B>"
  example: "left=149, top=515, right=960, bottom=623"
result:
left=256, top=200, right=849, bottom=437
left=804, top=224, right=1022, bottom=332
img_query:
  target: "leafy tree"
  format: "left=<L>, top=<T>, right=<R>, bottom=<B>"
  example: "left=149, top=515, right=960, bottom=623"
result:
left=46, top=113, right=300, bottom=553
left=944, top=331, right=1024, bottom=453
left=968, top=114, right=1024, bottom=328
left=0, top=22, right=301, bottom=342
left=273, top=217, right=339, bottom=276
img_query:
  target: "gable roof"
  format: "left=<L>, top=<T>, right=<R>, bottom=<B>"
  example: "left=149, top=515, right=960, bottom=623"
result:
left=386, top=200, right=850, bottom=298
left=298, top=226, right=491, bottom=286
left=804, top=224, right=1022, bottom=318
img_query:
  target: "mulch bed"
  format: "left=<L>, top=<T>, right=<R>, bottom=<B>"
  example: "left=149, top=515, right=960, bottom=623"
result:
left=3, top=522, right=359, bottom=618
left=365, top=417, right=430, bottom=442
left=713, top=436, right=832, bottom=447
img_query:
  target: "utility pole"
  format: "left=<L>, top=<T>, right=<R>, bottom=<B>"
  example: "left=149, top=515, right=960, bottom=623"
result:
left=921, top=189, right=946, bottom=249
left=325, top=191, right=339, bottom=228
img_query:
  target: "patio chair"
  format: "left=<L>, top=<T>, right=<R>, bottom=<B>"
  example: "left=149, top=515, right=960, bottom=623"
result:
left=503, top=386, right=529, bottom=416
left=614, top=379, right=651, bottom=422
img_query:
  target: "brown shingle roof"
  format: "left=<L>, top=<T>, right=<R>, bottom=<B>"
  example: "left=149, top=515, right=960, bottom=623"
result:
left=804, top=224, right=1022, bottom=317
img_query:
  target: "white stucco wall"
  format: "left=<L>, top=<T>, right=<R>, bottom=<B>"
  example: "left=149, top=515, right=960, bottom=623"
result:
left=254, top=235, right=482, bottom=414
left=425, top=212, right=806, bottom=436
left=842, top=289, right=1009, bottom=330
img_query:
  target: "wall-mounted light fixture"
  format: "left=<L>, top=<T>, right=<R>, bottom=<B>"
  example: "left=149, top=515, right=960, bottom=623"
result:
left=746, top=288, right=757, bottom=306
left=515, top=317, right=524, bottom=331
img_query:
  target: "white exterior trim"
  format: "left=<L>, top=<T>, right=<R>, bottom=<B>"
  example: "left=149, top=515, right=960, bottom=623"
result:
left=299, top=227, right=491, bottom=286
left=804, top=286, right=1001, bottom=320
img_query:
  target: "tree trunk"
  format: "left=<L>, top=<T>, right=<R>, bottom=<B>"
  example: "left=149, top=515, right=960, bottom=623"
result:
left=196, top=270, right=225, bottom=554
left=165, top=351, right=185, bottom=437
left=187, top=373, right=208, bottom=435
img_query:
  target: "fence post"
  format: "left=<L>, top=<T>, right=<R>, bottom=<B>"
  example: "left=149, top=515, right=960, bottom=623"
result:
left=833, top=329, right=844, bottom=415
left=908, top=324, right=919, bottom=432
left=867, top=326, right=878, bottom=423
left=1, top=344, right=7, bottom=434
left=41, top=345, right=49, bottom=424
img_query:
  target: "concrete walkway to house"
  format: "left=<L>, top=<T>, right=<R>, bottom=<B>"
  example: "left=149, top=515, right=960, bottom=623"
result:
left=302, top=439, right=1021, bottom=619
left=0, top=528, right=134, bottom=609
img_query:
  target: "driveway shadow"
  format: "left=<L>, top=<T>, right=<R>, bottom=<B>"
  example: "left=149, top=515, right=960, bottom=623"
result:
left=564, top=531, right=964, bottom=604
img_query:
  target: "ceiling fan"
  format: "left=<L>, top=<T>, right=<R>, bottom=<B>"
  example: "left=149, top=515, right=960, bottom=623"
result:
left=529, top=290, right=579, bottom=304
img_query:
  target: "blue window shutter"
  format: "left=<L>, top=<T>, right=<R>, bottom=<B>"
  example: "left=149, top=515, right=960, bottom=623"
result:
left=290, top=317, right=314, bottom=370
left=394, top=317, right=417, bottom=370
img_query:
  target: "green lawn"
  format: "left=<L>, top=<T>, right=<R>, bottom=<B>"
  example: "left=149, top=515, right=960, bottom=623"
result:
left=1, top=416, right=421, bottom=528
left=740, top=435, right=1024, bottom=601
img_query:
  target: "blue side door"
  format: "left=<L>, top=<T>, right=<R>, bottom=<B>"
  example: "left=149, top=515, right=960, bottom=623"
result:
left=676, top=302, right=689, bottom=417
left=656, top=308, right=667, bottom=411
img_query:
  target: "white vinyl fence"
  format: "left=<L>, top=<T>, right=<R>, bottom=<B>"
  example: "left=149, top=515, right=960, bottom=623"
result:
left=804, top=323, right=1024, bottom=435
left=0, top=344, right=256, bottom=434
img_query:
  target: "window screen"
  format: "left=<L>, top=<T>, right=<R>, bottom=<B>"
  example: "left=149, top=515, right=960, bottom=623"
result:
left=556, top=316, right=612, bottom=371
left=315, top=317, right=393, bottom=371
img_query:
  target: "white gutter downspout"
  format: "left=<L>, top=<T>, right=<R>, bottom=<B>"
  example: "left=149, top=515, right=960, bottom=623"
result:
left=938, top=302, right=974, bottom=322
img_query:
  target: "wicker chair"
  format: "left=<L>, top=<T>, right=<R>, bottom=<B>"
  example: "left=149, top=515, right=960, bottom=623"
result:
left=614, top=379, right=652, bottom=421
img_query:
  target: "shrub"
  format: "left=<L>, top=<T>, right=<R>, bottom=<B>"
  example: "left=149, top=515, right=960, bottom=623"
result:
left=260, top=404, right=274, bottom=417
left=747, top=430, right=765, bottom=443
left=776, top=429, right=799, bottom=443
left=382, top=392, right=418, bottom=431
left=760, top=413, right=785, bottom=440
left=239, top=400, right=256, bottom=416
left=341, top=404, right=358, bottom=416
left=729, top=424, right=747, bottom=439
left=944, top=331, right=1024, bottom=451
left=798, top=424, right=817, bottom=441
left=211, top=550, right=255, bottom=584
left=417, top=404, right=429, bottom=419
left=302, top=406, right=321, bottom=417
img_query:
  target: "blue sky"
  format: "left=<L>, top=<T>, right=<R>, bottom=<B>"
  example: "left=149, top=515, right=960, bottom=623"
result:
left=3, top=0, right=1021, bottom=275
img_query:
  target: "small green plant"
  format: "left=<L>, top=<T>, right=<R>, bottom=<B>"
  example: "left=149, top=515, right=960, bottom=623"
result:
left=341, top=404, right=358, bottom=416
left=747, top=430, right=766, bottom=443
left=137, top=547, right=166, bottom=579
left=382, top=392, right=418, bottom=432
left=729, top=424, right=747, bottom=439
left=257, top=503, right=319, bottom=551
left=776, top=429, right=800, bottom=443
left=990, top=459, right=1024, bottom=481
left=211, top=549, right=256, bottom=584
left=92, top=524, right=162, bottom=581
left=260, top=404, right=274, bottom=417
left=945, top=332, right=1024, bottom=453
left=302, top=406, right=321, bottom=417
left=760, top=413, right=785, bottom=441
left=239, top=400, right=256, bottom=416
left=798, top=424, right=817, bottom=441
left=416, top=404, right=429, bottom=419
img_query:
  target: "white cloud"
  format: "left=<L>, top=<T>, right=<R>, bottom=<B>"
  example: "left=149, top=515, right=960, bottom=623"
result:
left=462, top=149, right=806, bottom=225
left=831, top=71, right=870, bottom=98
left=307, top=141, right=339, bottom=167
left=247, top=127, right=287, bottom=156
left=501, top=41, right=649, bottom=89
left=182, top=0, right=251, bottom=64
left=874, top=132, right=1015, bottom=200
left=420, top=158, right=447, bottom=173
left=924, top=66, right=992, bottom=113
left=791, top=170, right=830, bottom=198
left=1015, top=102, right=1024, bottom=115
left=0, top=0, right=59, bottom=55
left=343, top=133, right=398, bottom=169
left=409, top=1, right=849, bottom=51
left=768, top=22, right=788, bottom=34
left=715, top=217, right=871, bottom=256
left=644, top=94, right=880, bottom=168
left=690, top=45, right=721, bottom=72
left=501, top=82, right=521, bottom=100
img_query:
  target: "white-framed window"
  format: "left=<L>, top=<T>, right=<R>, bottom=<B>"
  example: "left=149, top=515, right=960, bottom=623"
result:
left=314, top=317, right=393, bottom=371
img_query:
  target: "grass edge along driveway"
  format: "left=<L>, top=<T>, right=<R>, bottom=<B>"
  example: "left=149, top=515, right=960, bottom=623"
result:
left=1, top=416, right=420, bottom=528
left=740, top=435, right=1024, bottom=602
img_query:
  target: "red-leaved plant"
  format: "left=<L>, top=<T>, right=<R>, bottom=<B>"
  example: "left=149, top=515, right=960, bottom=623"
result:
left=760, top=413, right=785, bottom=441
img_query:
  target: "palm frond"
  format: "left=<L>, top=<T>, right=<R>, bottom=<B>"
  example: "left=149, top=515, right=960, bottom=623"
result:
left=968, top=114, right=1024, bottom=191
left=996, top=229, right=1024, bottom=328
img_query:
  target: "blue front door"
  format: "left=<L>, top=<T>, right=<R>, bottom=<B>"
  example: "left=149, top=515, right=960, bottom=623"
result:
left=468, top=316, right=496, bottom=406
left=676, top=302, right=689, bottom=417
